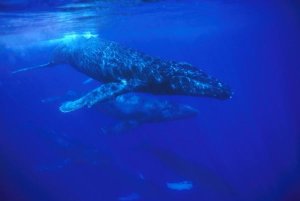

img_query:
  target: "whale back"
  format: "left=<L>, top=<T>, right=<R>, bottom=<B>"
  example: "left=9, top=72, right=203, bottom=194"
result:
left=53, top=37, right=164, bottom=84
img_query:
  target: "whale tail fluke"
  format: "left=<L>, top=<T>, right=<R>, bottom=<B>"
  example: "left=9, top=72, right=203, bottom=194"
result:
left=11, top=62, right=55, bottom=74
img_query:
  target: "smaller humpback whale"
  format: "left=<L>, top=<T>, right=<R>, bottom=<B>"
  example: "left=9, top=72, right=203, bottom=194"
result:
left=13, top=34, right=232, bottom=112
left=98, top=94, right=198, bottom=134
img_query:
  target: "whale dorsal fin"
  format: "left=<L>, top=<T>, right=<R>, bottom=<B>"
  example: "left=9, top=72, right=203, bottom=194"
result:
left=59, top=80, right=143, bottom=113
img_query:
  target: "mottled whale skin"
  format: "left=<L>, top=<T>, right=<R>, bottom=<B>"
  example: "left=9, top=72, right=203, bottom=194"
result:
left=51, top=36, right=231, bottom=112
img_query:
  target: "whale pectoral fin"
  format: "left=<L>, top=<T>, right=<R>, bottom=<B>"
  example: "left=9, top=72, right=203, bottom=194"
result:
left=59, top=80, right=142, bottom=113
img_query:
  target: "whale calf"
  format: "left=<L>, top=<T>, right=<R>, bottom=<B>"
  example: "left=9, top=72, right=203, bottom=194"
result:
left=98, top=94, right=198, bottom=133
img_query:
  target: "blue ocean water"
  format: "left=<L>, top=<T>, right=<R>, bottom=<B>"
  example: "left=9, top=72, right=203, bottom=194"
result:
left=0, top=0, right=300, bottom=201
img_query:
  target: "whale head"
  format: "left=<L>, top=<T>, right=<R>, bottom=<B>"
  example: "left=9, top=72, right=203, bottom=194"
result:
left=164, top=62, right=232, bottom=100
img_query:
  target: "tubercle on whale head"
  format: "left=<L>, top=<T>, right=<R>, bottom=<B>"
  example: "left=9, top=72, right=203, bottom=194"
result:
left=210, top=81, right=233, bottom=100
left=216, top=87, right=233, bottom=100
left=202, top=81, right=233, bottom=100
left=197, top=78, right=233, bottom=100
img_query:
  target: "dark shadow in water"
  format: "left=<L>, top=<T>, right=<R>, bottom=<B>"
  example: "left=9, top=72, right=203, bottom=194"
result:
left=32, top=127, right=173, bottom=201
left=0, top=150, right=54, bottom=201
left=138, top=141, right=240, bottom=200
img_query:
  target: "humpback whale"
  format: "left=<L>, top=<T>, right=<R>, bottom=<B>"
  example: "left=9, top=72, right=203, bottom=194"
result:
left=98, top=94, right=198, bottom=133
left=14, top=34, right=232, bottom=112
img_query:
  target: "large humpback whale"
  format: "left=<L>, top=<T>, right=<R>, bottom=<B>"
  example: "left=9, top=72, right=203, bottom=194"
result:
left=15, top=34, right=232, bottom=112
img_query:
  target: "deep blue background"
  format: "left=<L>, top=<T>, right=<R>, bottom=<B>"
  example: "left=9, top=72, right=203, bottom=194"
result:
left=0, top=1, right=299, bottom=201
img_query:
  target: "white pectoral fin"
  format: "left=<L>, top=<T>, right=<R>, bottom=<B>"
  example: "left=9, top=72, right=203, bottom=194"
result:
left=59, top=80, right=142, bottom=113
left=59, top=97, right=86, bottom=113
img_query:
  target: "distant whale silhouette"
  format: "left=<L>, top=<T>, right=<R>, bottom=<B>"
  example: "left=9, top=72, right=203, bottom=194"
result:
left=13, top=34, right=232, bottom=112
